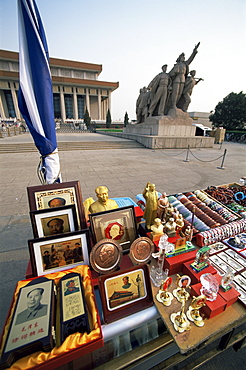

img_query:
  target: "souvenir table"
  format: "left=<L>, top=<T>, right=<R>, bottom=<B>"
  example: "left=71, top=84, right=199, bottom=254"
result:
left=1, top=182, right=246, bottom=370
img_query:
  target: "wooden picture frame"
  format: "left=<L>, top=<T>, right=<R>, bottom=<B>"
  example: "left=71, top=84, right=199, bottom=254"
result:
left=98, top=264, right=153, bottom=323
left=30, top=204, right=78, bottom=238
left=0, top=277, right=55, bottom=368
left=27, top=181, right=87, bottom=230
left=28, top=230, right=91, bottom=277
left=89, top=206, right=138, bottom=253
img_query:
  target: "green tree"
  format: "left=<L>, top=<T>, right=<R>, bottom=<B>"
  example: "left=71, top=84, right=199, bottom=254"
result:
left=84, top=108, right=91, bottom=128
left=106, top=109, right=112, bottom=128
left=124, top=112, right=129, bottom=127
left=209, top=92, right=246, bottom=130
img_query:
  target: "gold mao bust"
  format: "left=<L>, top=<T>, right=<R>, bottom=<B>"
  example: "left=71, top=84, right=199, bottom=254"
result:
left=88, top=186, right=118, bottom=214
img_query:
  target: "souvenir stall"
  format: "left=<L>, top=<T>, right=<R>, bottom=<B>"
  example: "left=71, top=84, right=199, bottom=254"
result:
left=0, top=181, right=245, bottom=370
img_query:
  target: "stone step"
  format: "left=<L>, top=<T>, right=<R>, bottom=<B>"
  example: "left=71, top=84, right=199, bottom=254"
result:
left=0, top=140, right=144, bottom=153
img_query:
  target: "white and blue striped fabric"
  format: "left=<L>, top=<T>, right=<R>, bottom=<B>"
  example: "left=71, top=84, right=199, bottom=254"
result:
left=18, top=0, right=61, bottom=183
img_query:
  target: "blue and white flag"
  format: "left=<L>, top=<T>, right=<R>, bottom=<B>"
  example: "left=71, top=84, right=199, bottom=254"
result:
left=18, top=0, right=61, bottom=184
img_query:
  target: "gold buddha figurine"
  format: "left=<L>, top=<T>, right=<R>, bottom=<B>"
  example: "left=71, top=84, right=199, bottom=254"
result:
left=88, top=186, right=118, bottom=214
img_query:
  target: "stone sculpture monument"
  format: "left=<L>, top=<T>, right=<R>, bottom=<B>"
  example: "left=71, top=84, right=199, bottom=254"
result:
left=123, top=42, right=214, bottom=149
left=141, top=42, right=201, bottom=117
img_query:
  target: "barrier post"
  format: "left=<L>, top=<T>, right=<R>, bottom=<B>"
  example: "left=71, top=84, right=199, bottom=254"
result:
left=183, top=145, right=190, bottom=162
left=198, top=139, right=202, bottom=150
left=153, top=139, right=156, bottom=152
left=217, top=149, right=227, bottom=169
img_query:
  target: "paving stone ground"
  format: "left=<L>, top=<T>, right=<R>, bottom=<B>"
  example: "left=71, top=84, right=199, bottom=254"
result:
left=0, top=132, right=245, bottom=336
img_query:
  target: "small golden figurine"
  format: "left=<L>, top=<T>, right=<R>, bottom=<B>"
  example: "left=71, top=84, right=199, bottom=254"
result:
left=88, top=186, right=118, bottom=214
left=172, top=274, right=191, bottom=303
left=186, top=295, right=206, bottom=327
left=142, top=182, right=159, bottom=229
left=150, top=217, right=164, bottom=241
left=156, top=276, right=173, bottom=306
left=170, top=299, right=191, bottom=333
left=165, top=217, right=177, bottom=238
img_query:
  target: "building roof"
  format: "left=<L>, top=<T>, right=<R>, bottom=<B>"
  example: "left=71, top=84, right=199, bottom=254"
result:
left=0, top=49, right=119, bottom=91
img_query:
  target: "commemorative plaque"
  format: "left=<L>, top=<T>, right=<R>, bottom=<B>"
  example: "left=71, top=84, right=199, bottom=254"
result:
left=90, top=239, right=123, bottom=274
left=0, top=277, right=55, bottom=369
left=56, top=272, right=90, bottom=346
left=129, top=237, right=154, bottom=264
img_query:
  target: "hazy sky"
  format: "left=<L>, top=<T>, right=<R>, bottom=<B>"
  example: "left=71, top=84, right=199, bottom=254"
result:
left=0, top=0, right=245, bottom=120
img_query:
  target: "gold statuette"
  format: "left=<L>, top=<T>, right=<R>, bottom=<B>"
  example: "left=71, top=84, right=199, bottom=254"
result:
left=172, top=274, right=191, bottom=303
left=156, top=277, right=173, bottom=306
left=170, top=299, right=191, bottom=333
left=186, top=295, right=206, bottom=327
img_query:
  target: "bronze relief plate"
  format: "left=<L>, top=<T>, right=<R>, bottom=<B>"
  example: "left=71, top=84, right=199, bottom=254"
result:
left=90, top=239, right=123, bottom=274
left=130, top=237, right=154, bottom=264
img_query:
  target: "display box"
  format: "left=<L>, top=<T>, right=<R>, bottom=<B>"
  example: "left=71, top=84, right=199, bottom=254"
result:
left=224, top=248, right=246, bottom=268
left=182, top=261, right=217, bottom=285
left=190, top=282, right=227, bottom=319
left=0, top=266, right=103, bottom=370
left=163, top=249, right=197, bottom=275
left=112, top=197, right=144, bottom=224
left=208, top=242, right=228, bottom=255
left=214, top=274, right=240, bottom=308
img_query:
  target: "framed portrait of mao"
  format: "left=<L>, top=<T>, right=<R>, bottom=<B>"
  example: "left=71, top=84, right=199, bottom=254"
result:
left=0, top=277, right=55, bottom=369
left=89, top=206, right=138, bottom=253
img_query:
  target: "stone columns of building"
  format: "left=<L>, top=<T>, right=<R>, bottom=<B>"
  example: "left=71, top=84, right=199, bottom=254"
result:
left=86, top=88, right=90, bottom=115
left=108, top=91, right=111, bottom=113
left=73, top=88, right=78, bottom=120
left=10, top=82, right=21, bottom=120
left=0, top=92, right=5, bottom=119
left=59, top=87, right=66, bottom=122
left=98, top=90, right=101, bottom=120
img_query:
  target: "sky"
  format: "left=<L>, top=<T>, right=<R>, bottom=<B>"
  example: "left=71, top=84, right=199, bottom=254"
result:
left=0, top=0, right=245, bottom=121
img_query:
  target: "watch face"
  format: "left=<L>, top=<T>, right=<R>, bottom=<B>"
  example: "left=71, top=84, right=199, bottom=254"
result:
left=90, top=239, right=123, bottom=274
left=129, top=237, right=154, bottom=264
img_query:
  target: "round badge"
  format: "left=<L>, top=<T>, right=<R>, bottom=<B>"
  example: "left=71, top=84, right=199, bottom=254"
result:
left=104, top=222, right=124, bottom=241
left=90, top=239, right=123, bottom=274
left=129, top=237, right=154, bottom=264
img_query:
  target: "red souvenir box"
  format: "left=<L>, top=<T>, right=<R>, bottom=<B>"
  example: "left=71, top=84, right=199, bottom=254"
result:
left=0, top=266, right=103, bottom=370
left=214, top=274, right=241, bottom=308
left=164, top=249, right=197, bottom=275
left=190, top=281, right=227, bottom=319
left=182, top=261, right=217, bottom=285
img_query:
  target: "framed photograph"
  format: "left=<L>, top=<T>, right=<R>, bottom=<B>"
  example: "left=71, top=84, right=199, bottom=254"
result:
left=89, top=206, right=138, bottom=252
left=28, top=230, right=91, bottom=277
left=30, top=204, right=78, bottom=238
left=0, top=277, right=55, bottom=368
left=98, top=264, right=153, bottom=323
left=27, top=181, right=87, bottom=230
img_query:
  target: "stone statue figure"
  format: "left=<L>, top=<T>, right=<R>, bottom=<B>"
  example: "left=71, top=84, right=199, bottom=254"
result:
left=147, top=65, right=171, bottom=116
left=169, top=42, right=200, bottom=110
left=136, top=86, right=150, bottom=123
left=142, top=182, right=159, bottom=229
left=178, top=70, right=204, bottom=112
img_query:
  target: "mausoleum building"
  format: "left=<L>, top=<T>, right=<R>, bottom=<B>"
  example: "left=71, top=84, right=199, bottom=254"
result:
left=0, top=49, right=119, bottom=121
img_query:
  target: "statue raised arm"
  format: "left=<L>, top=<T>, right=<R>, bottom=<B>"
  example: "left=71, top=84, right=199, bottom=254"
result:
left=168, top=42, right=200, bottom=110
